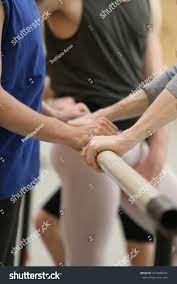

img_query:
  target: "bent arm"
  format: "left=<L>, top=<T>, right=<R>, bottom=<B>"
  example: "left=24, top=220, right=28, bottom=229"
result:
left=0, top=86, right=74, bottom=145
left=141, top=1, right=168, bottom=171
left=94, top=64, right=177, bottom=122
left=0, top=2, right=76, bottom=147
left=127, top=89, right=177, bottom=144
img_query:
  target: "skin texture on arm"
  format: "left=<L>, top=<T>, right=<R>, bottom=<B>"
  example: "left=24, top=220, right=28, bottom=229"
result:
left=81, top=1, right=176, bottom=171
left=69, top=0, right=177, bottom=127
left=0, top=3, right=70, bottom=145
left=70, top=0, right=163, bottom=126
left=69, top=63, right=177, bottom=126
left=0, top=82, right=117, bottom=148
left=82, top=89, right=177, bottom=171
left=42, top=99, right=90, bottom=122
left=127, top=89, right=177, bottom=148
left=134, top=0, right=168, bottom=182
left=145, top=0, right=162, bottom=75
left=42, top=77, right=91, bottom=121
left=0, top=3, right=117, bottom=149
left=69, top=89, right=150, bottom=126
left=95, top=90, right=150, bottom=122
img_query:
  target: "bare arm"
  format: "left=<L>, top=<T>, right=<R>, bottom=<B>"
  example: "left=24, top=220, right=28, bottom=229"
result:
left=82, top=89, right=177, bottom=171
left=94, top=65, right=177, bottom=122
left=0, top=3, right=116, bottom=149
left=95, top=89, right=150, bottom=122
left=84, top=0, right=163, bottom=123
left=119, top=89, right=177, bottom=147
left=131, top=0, right=177, bottom=141
left=126, top=89, right=177, bottom=146
left=136, top=0, right=168, bottom=179
left=0, top=3, right=74, bottom=146
left=0, top=86, right=74, bottom=144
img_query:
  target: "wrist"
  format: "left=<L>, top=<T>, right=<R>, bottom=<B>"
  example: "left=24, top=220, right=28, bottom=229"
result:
left=122, top=127, right=140, bottom=144
left=129, top=122, right=149, bottom=143
left=113, top=129, right=139, bottom=155
left=61, top=125, right=82, bottom=149
left=94, top=107, right=113, bottom=121
left=43, top=101, right=58, bottom=119
left=50, top=108, right=59, bottom=119
left=54, top=121, right=74, bottom=146
left=93, top=109, right=107, bottom=119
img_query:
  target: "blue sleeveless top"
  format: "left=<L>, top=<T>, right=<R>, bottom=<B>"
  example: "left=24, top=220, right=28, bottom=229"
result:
left=0, top=0, right=45, bottom=199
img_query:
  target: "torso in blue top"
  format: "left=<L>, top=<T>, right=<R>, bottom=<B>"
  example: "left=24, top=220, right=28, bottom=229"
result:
left=0, top=0, right=45, bottom=199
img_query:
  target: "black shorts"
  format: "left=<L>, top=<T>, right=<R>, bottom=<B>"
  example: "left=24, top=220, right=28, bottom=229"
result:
left=0, top=198, right=22, bottom=266
left=43, top=188, right=154, bottom=243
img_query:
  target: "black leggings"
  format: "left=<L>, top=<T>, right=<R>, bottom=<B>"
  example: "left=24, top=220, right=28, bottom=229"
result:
left=0, top=198, right=21, bottom=266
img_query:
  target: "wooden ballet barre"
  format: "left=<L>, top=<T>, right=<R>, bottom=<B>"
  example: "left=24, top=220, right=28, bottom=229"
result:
left=97, top=150, right=177, bottom=238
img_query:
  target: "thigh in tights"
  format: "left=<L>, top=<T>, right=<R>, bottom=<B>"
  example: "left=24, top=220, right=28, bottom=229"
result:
left=51, top=141, right=148, bottom=266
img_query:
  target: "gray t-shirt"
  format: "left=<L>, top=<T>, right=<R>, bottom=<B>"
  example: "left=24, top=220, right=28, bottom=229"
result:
left=142, top=64, right=177, bottom=103
left=45, top=0, right=150, bottom=130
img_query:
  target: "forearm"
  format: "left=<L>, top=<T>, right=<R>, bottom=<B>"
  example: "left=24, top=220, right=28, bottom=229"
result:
left=42, top=100, right=68, bottom=122
left=143, top=31, right=169, bottom=163
left=94, top=89, right=150, bottom=122
left=127, top=89, right=177, bottom=144
left=94, top=65, right=177, bottom=122
left=0, top=87, right=74, bottom=145
left=42, top=101, right=57, bottom=118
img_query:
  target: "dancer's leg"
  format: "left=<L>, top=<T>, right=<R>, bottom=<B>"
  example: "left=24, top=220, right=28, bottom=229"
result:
left=121, top=142, right=154, bottom=266
left=51, top=144, right=126, bottom=266
left=51, top=141, right=148, bottom=266
left=34, top=189, right=64, bottom=265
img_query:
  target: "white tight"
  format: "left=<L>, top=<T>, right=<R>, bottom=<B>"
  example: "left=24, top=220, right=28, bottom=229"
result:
left=51, top=141, right=148, bottom=266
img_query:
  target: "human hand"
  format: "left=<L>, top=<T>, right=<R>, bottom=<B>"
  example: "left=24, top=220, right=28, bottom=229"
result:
left=54, top=102, right=90, bottom=122
left=68, top=112, right=97, bottom=126
left=48, top=97, right=76, bottom=109
left=70, top=118, right=118, bottom=150
left=82, top=130, right=138, bottom=171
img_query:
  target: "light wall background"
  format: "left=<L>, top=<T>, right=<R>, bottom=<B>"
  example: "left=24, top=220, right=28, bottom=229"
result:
left=160, top=0, right=177, bottom=172
left=160, top=0, right=177, bottom=66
